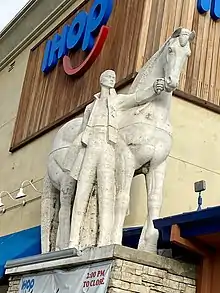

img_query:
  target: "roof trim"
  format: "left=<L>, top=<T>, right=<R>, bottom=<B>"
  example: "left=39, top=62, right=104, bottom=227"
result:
left=0, top=0, right=38, bottom=38
left=154, top=206, right=220, bottom=229
left=0, top=0, right=83, bottom=72
left=154, top=206, right=220, bottom=245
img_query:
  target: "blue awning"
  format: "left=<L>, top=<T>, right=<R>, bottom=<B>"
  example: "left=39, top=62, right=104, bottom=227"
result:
left=0, top=226, right=41, bottom=278
left=122, top=226, right=142, bottom=249
left=154, top=206, right=220, bottom=246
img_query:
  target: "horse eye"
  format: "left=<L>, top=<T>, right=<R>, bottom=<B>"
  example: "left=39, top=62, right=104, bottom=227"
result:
left=168, top=47, right=173, bottom=54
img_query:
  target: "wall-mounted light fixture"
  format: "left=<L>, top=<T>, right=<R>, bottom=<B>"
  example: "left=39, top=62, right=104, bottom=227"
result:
left=0, top=191, right=16, bottom=213
left=17, top=180, right=42, bottom=200
left=0, top=180, right=42, bottom=213
left=0, top=197, right=4, bottom=208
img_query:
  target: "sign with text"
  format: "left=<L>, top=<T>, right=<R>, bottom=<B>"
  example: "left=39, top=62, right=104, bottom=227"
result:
left=41, top=0, right=114, bottom=76
left=19, top=261, right=112, bottom=293
left=197, top=0, right=220, bottom=20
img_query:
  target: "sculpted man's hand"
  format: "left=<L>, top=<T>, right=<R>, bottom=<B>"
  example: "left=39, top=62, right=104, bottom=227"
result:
left=153, top=78, right=165, bottom=95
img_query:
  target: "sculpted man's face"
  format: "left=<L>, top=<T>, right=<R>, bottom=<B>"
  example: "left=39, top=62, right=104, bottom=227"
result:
left=100, top=70, right=116, bottom=88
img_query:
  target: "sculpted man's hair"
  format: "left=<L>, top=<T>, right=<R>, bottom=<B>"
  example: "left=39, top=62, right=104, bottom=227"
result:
left=100, top=69, right=116, bottom=84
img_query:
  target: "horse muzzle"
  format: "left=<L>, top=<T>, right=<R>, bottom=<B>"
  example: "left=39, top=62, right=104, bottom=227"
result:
left=165, top=77, right=179, bottom=92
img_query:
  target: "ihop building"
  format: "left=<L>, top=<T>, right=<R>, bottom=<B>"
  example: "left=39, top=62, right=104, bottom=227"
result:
left=0, top=0, right=220, bottom=292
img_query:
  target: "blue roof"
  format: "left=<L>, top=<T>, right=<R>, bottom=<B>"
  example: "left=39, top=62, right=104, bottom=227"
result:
left=123, top=226, right=142, bottom=248
left=0, top=226, right=41, bottom=278
left=154, top=206, right=220, bottom=245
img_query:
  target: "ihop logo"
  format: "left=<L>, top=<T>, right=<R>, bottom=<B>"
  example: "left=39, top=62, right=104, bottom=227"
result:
left=197, top=0, right=220, bottom=20
left=41, top=0, right=113, bottom=76
left=21, top=279, right=35, bottom=293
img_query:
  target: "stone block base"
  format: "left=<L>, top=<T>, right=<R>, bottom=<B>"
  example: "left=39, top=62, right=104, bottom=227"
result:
left=6, top=245, right=196, bottom=293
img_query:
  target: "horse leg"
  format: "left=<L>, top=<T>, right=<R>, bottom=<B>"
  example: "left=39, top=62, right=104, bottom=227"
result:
left=56, top=172, right=76, bottom=251
left=112, top=144, right=135, bottom=245
left=50, top=191, right=60, bottom=252
left=138, top=160, right=166, bottom=253
left=41, top=173, right=59, bottom=253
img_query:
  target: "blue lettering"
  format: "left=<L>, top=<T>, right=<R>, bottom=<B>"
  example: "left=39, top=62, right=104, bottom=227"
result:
left=41, top=40, right=52, bottom=73
left=197, top=0, right=211, bottom=14
left=21, top=280, right=27, bottom=290
left=197, top=0, right=220, bottom=20
left=67, top=11, right=87, bottom=50
left=21, top=279, right=35, bottom=291
left=30, top=279, right=35, bottom=290
left=41, top=0, right=113, bottom=73
left=82, top=0, right=113, bottom=51
left=47, top=24, right=69, bottom=70
left=211, top=0, right=220, bottom=20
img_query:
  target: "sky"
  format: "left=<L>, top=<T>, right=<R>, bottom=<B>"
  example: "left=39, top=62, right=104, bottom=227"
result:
left=0, top=0, right=29, bottom=32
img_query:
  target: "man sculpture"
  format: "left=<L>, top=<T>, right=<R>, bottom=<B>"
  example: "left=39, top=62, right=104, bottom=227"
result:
left=66, top=70, right=165, bottom=249
left=42, top=27, right=194, bottom=253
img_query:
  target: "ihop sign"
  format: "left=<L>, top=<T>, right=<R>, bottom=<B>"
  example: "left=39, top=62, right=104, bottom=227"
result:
left=20, top=279, right=35, bottom=293
left=41, top=0, right=113, bottom=76
left=197, top=0, right=220, bottom=20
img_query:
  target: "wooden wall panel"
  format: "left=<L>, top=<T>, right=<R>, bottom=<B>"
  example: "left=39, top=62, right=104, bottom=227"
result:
left=11, top=0, right=145, bottom=151
left=139, top=0, right=220, bottom=109
left=12, top=0, right=220, bottom=151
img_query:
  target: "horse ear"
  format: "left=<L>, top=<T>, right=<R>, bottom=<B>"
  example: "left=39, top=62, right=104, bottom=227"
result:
left=189, top=31, right=196, bottom=42
left=172, top=27, right=182, bottom=38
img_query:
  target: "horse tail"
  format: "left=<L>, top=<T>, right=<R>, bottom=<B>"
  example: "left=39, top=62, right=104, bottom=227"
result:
left=41, top=172, right=59, bottom=253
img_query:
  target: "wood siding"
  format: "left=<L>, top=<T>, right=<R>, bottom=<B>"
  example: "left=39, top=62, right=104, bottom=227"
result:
left=139, top=0, right=220, bottom=107
left=11, top=0, right=220, bottom=151
left=11, top=0, right=145, bottom=151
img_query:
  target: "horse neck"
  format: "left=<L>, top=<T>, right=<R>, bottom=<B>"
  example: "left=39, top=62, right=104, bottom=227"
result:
left=146, top=60, right=165, bottom=85
left=140, top=58, right=172, bottom=122
left=136, top=49, right=167, bottom=91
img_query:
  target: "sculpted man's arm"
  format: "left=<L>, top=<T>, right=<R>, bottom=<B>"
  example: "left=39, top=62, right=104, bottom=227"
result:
left=117, top=79, right=165, bottom=110
left=62, top=101, right=94, bottom=172
left=79, top=102, right=94, bottom=132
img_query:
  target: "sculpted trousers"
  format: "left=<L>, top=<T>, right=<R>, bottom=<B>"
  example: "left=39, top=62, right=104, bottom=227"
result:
left=69, top=131, right=116, bottom=249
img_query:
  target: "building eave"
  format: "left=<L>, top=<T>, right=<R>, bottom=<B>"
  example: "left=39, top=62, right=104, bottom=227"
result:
left=0, top=0, right=38, bottom=39
left=0, top=0, right=82, bottom=72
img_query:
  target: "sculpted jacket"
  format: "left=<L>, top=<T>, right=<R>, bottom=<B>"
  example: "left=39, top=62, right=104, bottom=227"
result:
left=81, top=86, right=157, bottom=145
left=64, top=85, right=157, bottom=179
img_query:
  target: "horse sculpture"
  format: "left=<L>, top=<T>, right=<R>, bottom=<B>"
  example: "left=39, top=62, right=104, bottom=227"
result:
left=41, top=27, right=195, bottom=254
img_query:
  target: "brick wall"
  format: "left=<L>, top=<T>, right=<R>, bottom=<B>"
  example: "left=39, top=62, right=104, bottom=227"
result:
left=7, top=277, right=20, bottom=293
left=108, top=259, right=196, bottom=293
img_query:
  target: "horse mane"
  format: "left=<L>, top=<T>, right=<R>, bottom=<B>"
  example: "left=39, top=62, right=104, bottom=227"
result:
left=129, top=28, right=192, bottom=94
left=128, top=37, right=172, bottom=94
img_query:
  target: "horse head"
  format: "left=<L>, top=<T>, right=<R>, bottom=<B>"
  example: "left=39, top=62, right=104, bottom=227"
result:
left=163, top=27, right=195, bottom=92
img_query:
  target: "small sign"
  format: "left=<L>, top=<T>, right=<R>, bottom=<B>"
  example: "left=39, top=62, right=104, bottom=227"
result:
left=41, top=0, right=113, bottom=76
left=19, top=261, right=112, bottom=293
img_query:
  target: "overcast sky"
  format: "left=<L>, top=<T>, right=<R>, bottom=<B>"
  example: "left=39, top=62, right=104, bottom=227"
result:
left=0, top=0, right=29, bottom=31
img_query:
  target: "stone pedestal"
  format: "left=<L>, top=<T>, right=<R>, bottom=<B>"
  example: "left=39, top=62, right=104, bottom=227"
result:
left=6, top=245, right=196, bottom=293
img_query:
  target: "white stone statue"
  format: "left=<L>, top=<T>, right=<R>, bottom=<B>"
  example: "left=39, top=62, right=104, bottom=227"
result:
left=67, top=70, right=167, bottom=250
left=41, top=27, right=195, bottom=254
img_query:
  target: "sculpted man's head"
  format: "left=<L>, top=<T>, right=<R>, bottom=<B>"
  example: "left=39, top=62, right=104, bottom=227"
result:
left=100, top=70, right=116, bottom=89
